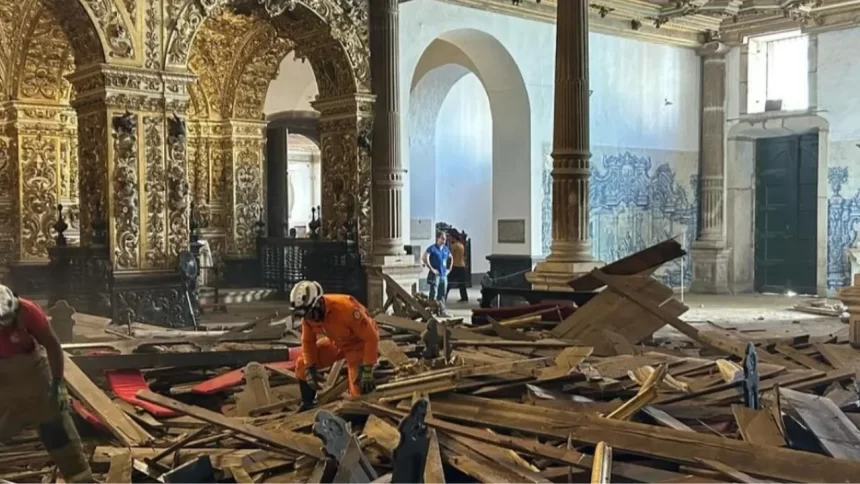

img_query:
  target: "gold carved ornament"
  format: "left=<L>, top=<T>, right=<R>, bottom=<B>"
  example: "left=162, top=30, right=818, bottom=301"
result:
left=167, top=114, right=190, bottom=264
left=18, top=136, right=59, bottom=260
left=143, top=115, right=167, bottom=268
left=112, top=111, right=140, bottom=270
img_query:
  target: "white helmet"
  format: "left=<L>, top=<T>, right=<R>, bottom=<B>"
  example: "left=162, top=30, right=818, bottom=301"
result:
left=0, top=285, right=18, bottom=324
left=289, top=280, right=323, bottom=315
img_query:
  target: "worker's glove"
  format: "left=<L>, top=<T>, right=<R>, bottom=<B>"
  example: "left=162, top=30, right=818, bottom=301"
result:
left=48, top=377, right=68, bottom=412
left=306, top=366, right=323, bottom=391
left=358, top=365, right=376, bottom=394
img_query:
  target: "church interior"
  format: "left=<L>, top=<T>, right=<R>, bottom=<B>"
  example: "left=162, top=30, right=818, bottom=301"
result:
left=5, top=0, right=860, bottom=481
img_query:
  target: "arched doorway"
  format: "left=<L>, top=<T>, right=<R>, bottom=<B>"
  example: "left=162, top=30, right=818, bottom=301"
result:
left=264, top=53, right=322, bottom=238
left=175, top=1, right=371, bottom=267
left=408, top=29, right=531, bottom=277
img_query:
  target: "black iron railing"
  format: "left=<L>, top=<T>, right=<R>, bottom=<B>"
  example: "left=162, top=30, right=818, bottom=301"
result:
left=47, top=245, right=113, bottom=318
left=257, top=237, right=367, bottom=304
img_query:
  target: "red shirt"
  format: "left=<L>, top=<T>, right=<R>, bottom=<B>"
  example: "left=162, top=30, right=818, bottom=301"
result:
left=0, top=298, right=48, bottom=358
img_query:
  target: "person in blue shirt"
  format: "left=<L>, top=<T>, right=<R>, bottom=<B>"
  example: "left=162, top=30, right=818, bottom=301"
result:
left=422, top=231, right=453, bottom=316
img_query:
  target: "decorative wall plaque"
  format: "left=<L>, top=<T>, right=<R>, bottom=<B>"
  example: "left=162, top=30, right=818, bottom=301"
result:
left=497, top=219, right=526, bottom=244
left=411, top=218, right=433, bottom=240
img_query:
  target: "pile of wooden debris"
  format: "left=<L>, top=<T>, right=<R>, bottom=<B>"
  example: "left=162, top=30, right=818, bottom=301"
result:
left=3, top=242, right=860, bottom=483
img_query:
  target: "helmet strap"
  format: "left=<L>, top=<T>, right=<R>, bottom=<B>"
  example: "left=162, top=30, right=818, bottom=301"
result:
left=307, top=298, right=325, bottom=321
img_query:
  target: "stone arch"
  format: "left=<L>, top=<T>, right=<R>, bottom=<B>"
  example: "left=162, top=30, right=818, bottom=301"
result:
left=725, top=113, right=830, bottom=295
left=181, top=1, right=372, bottom=259
left=408, top=28, right=532, bottom=273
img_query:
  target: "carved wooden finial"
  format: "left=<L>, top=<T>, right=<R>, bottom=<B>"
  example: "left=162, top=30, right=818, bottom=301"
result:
left=49, top=300, right=76, bottom=344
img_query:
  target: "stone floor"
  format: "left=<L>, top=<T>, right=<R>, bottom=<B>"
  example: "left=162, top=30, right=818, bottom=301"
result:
left=195, top=287, right=845, bottom=343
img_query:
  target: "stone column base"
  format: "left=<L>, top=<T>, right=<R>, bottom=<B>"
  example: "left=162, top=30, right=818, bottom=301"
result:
left=367, top=255, right=422, bottom=312
left=689, top=246, right=732, bottom=294
left=526, top=259, right=603, bottom=292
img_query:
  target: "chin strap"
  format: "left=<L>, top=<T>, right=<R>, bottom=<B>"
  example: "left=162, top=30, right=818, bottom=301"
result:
left=307, top=304, right=325, bottom=321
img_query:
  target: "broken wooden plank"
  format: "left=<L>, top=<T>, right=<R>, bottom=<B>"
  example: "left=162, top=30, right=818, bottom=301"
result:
left=779, top=387, right=860, bottom=461
left=773, top=344, right=832, bottom=372
left=590, top=442, right=612, bottom=484
left=439, top=432, right=549, bottom=483
left=107, top=450, right=133, bottom=484
left=93, top=447, right=279, bottom=470
left=378, top=340, right=411, bottom=367
left=362, top=402, right=686, bottom=483
left=422, top=394, right=860, bottom=483
left=63, top=353, right=153, bottom=446
left=424, top=429, right=445, bottom=484
left=137, top=390, right=323, bottom=459
left=695, top=458, right=764, bottom=483
left=731, top=405, right=785, bottom=447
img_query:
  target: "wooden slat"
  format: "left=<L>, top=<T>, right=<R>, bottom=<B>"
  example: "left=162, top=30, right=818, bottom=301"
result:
left=773, top=344, right=832, bottom=372
left=422, top=394, right=860, bottom=483
left=731, top=405, right=785, bottom=447
left=779, top=387, right=860, bottom=461
left=424, top=429, right=446, bottom=484
left=365, top=402, right=686, bottom=483
left=63, top=353, right=153, bottom=446
left=137, top=390, right=323, bottom=459
left=107, top=450, right=132, bottom=484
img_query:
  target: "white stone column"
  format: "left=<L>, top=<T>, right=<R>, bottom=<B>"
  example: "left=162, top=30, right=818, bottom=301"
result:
left=367, top=0, right=420, bottom=310
left=691, top=42, right=732, bottom=294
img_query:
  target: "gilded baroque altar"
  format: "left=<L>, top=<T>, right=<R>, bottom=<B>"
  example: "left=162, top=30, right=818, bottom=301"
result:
left=0, top=0, right=373, bottom=322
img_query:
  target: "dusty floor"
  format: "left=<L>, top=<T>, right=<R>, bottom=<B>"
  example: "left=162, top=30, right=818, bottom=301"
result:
left=194, top=287, right=845, bottom=343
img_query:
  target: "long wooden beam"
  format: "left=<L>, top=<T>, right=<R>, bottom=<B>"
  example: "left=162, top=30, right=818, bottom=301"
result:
left=423, top=394, right=860, bottom=483
left=69, top=348, right=290, bottom=373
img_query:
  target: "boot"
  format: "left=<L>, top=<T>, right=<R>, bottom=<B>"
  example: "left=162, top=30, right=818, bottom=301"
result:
left=298, top=380, right=317, bottom=411
left=39, top=414, right=94, bottom=483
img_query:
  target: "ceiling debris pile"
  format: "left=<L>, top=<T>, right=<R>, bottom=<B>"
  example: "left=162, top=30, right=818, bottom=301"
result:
left=4, top=241, right=860, bottom=483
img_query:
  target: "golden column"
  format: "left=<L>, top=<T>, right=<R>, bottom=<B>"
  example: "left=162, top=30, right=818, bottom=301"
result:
left=527, top=0, right=602, bottom=291
left=67, top=65, right=195, bottom=325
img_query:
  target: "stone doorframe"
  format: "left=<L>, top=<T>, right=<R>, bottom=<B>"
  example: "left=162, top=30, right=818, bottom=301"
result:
left=725, top=112, right=829, bottom=296
left=266, top=110, right=320, bottom=146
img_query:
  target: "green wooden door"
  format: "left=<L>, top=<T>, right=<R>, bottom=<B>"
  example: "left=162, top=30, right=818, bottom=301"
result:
left=754, top=134, right=818, bottom=294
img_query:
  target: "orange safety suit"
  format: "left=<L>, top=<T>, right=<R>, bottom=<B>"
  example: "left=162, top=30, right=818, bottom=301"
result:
left=294, top=294, right=379, bottom=397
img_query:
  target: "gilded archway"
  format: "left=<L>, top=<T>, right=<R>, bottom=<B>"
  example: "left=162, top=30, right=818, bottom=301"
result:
left=0, top=0, right=106, bottom=284
left=175, top=0, right=373, bottom=262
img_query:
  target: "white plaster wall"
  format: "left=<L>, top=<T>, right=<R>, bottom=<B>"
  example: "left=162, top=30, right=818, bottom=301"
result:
left=262, top=0, right=701, bottom=279
left=817, top=26, right=860, bottom=289
left=401, top=0, right=701, bottom=276
left=434, top=74, right=492, bottom=273
left=401, top=0, right=553, bottom=260
left=264, top=51, right=318, bottom=115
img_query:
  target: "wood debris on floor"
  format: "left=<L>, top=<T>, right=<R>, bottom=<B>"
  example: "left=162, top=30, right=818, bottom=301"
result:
left=5, top=240, right=860, bottom=483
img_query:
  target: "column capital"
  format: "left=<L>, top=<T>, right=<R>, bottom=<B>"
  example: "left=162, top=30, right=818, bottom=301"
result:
left=67, top=64, right=195, bottom=114
left=697, top=41, right=730, bottom=59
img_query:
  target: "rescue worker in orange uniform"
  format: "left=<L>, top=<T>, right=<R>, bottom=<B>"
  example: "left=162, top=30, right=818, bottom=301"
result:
left=0, top=285, right=93, bottom=482
left=290, top=281, right=379, bottom=409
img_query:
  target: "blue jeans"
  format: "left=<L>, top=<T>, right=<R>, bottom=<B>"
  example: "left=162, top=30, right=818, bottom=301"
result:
left=428, top=274, right=448, bottom=311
